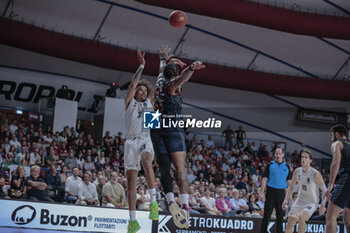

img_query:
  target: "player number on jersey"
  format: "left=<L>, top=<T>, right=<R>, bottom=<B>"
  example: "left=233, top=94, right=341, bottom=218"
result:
left=302, top=184, right=307, bottom=191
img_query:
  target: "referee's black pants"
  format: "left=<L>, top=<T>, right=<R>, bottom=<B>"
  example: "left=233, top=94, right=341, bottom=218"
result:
left=260, top=186, right=285, bottom=233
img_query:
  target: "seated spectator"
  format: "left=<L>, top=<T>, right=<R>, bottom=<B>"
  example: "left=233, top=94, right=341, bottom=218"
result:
left=187, top=167, right=196, bottom=184
left=26, top=165, right=54, bottom=202
left=136, top=184, right=151, bottom=210
left=236, top=176, right=248, bottom=190
left=0, top=174, right=10, bottom=199
left=229, top=189, right=249, bottom=215
left=188, top=185, right=203, bottom=214
left=257, top=194, right=265, bottom=210
left=65, top=150, right=78, bottom=168
left=45, top=164, right=65, bottom=202
left=102, top=172, right=125, bottom=208
left=76, top=152, right=84, bottom=170
left=200, top=187, right=221, bottom=215
left=216, top=188, right=235, bottom=216
left=96, top=175, right=106, bottom=206
left=64, top=167, right=81, bottom=203
left=76, top=173, right=99, bottom=206
left=84, top=156, right=95, bottom=172
left=60, top=166, right=68, bottom=187
left=205, top=135, right=215, bottom=148
left=247, top=194, right=263, bottom=217
left=9, top=165, right=27, bottom=199
left=209, top=167, right=223, bottom=185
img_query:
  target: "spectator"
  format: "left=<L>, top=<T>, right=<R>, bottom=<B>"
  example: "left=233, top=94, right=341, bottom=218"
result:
left=209, top=167, right=222, bottom=185
left=102, top=172, right=126, bottom=208
left=9, top=119, right=18, bottom=134
left=216, top=188, right=235, bottom=216
left=76, top=152, right=84, bottom=170
left=205, top=135, right=215, bottom=148
left=60, top=166, right=68, bottom=186
left=9, top=166, right=27, bottom=199
left=222, top=125, right=234, bottom=148
left=21, top=152, right=31, bottom=166
left=229, top=189, right=249, bottom=215
left=65, top=150, right=78, bottom=168
left=187, top=167, right=196, bottom=184
left=247, top=194, right=263, bottom=217
left=26, top=165, right=54, bottom=202
left=136, top=184, right=151, bottom=210
left=45, top=164, right=65, bottom=202
left=64, top=167, right=81, bottom=203
left=76, top=173, right=99, bottom=206
left=96, top=175, right=106, bottom=206
left=235, top=126, right=246, bottom=148
left=200, top=187, right=221, bottom=215
left=0, top=175, right=9, bottom=199
left=84, top=156, right=95, bottom=172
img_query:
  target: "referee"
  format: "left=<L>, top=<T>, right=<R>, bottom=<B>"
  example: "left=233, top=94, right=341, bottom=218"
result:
left=259, top=148, right=292, bottom=233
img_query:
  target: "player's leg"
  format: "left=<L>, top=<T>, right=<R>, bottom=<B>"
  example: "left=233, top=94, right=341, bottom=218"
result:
left=285, top=216, right=298, bottom=233
left=126, top=169, right=140, bottom=233
left=327, top=174, right=350, bottom=233
left=141, top=148, right=159, bottom=220
left=125, top=140, right=141, bottom=233
left=326, top=201, right=343, bottom=233
left=297, top=211, right=311, bottom=233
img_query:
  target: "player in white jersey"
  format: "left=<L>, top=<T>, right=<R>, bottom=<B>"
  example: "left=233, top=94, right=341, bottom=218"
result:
left=124, top=50, right=158, bottom=233
left=282, top=149, right=327, bottom=233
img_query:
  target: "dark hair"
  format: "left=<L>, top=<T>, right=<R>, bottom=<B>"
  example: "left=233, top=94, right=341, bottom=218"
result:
left=163, top=63, right=178, bottom=79
left=330, top=124, right=348, bottom=138
left=301, top=148, right=313, bottom=160
left=135, top=79, right=152, bottom=96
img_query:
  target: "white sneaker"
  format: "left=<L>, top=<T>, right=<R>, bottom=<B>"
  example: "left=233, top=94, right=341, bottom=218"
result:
left=169, top=202, right=189, bottom=229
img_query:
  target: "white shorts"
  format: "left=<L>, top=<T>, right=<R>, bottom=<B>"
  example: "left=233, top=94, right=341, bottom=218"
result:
left=288, top=201, right=318, bottom=220
left=124, top=136, right=154, bottom=172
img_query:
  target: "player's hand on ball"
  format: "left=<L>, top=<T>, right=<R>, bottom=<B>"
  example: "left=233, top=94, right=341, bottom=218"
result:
left=137, top=50, right=145, bottom=65
left=190, top=61, right=206, bottom=70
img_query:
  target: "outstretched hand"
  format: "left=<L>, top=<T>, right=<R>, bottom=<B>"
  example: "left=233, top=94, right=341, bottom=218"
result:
left=158, top=45, right=173, bottom=61
left=190, top=61, right=206, bottom=70
left=169, top=58, right=186, bottom=67
left=137, top=49, right=145, bottom=65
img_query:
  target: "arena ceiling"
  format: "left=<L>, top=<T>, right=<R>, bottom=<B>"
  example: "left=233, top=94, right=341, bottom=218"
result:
left=0, top=0, right=350, bottom=99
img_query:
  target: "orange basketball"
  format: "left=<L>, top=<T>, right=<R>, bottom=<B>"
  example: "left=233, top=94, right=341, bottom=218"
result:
left=169, top=10, right=188, bottom=28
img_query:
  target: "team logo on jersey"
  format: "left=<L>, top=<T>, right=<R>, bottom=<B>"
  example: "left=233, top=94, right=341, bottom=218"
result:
left=143, top=110, right=161, bottom=129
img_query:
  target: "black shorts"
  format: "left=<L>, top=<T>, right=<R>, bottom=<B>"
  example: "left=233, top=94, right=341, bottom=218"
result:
left=331, top=173, right=350, bottom=209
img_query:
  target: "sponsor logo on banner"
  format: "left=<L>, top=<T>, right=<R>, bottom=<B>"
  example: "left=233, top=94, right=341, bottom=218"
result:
left=143, top=110, right=161, bottom=129
left=11, top=205, right=36, bottom=225
left=156, top=214, right=344, bottom=233
left=0, top=200, right=152, bottom=233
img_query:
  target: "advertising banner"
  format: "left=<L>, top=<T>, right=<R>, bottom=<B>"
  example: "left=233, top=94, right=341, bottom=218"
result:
left=155, top=213, right=344, bottom=233
left=0, top=200, right=152, bottom=233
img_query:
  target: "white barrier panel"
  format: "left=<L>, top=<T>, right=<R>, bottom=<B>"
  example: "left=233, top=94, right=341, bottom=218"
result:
left=0, top=200, right=153, bottom=233
left=102, top=97, right=126, bottom=137
left=53, top=98, right=78, bottom=133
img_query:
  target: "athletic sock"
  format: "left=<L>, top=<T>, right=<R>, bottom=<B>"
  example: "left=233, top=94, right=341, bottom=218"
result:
left=165, top=192, right=176, bottom=205
left=148, top=188, right=156, bottom=203
left=129, top=210, right=136, bottom=221
left=180, top=194, right=189, bottom=208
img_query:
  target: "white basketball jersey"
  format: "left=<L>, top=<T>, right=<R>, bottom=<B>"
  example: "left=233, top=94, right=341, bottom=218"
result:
left=295, top=167, right=319, bottom=205
left=125, top=98, right=153, bottom=138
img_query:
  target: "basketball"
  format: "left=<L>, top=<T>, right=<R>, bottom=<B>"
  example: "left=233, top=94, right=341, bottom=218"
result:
left=169, top=10, right=188, bottom=28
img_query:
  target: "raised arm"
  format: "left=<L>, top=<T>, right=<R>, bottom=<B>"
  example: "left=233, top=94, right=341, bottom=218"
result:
left=158, top=45, right=172, bottom=74
left=325, top=141, right=343, bottom=200
left=125, top=50, right=145, bottom=110
left=167, top=61, right=205, bottom=93
left=282, top=169, right=298, bottom=210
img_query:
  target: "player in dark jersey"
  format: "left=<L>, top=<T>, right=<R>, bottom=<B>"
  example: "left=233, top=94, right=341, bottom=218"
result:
left=325, top=124, right=350, bottom=233
left=151, top=45, right=205, bottom=229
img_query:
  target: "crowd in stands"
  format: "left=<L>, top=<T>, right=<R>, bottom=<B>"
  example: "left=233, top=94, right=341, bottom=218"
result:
left=0, top=117, right=329, bottom=219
